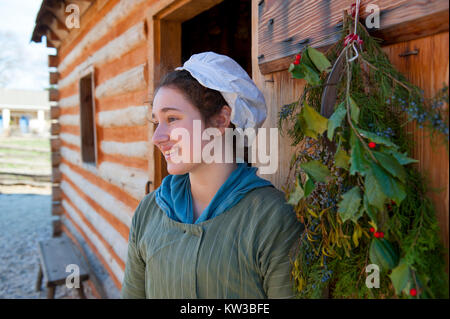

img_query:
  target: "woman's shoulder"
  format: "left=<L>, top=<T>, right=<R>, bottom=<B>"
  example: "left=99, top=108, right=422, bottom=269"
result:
left=244, top=185, right=290, bottom=207
left=131, top=191, right=160, bottom=226
left=239, top=186, right=297, bottom=222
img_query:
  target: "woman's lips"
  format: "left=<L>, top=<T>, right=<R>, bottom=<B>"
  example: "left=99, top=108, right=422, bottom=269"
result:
left=163, top=146, right=180, bottom=161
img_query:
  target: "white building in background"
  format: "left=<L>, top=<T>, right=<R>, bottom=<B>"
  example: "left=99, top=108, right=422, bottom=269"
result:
left=0, top=88, right=51, bottom=137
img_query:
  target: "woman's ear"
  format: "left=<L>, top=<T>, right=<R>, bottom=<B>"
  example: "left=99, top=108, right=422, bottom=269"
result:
left=210, top=105, right=232, bottom=134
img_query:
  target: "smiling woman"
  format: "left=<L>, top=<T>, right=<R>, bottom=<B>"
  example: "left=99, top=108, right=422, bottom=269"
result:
left=120, top=52, right=304, bottom=299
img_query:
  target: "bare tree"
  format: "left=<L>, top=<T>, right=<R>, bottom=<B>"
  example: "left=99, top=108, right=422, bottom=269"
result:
left=0, top=31, right=24, bottom=87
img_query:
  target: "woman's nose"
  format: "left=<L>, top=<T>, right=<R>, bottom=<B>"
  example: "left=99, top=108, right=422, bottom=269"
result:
left=151, top=122, right=170, bottom=145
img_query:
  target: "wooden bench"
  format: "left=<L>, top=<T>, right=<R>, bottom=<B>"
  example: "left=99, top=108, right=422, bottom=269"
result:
left=36, top=236, right=90, bottom=299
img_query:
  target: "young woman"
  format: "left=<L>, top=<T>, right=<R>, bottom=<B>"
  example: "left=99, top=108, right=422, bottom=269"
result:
left=121, top=52, right=304, bottom=299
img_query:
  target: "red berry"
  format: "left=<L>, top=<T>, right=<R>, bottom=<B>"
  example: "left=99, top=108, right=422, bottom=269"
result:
left=379, top=232, right=384, bottom=238
left=296, top=54, right=302, bottom=61
left=410, top=288, right=417, bottom=296
left=369, top=227, right=375, bottom=233
left=293, top=60, right=300, bottom=65
left=368, top=142, right=376, bottom=149
left=374, top=232, right=380, bottom=238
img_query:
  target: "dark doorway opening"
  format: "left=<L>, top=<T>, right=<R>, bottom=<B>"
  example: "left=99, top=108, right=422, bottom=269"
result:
left=181, top=0, right=252, bottom=76
left=181, top=0, right=252, bottom=166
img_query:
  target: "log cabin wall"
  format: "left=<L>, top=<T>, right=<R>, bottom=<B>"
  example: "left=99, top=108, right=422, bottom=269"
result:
left=34, top=0, right=448, bottom=296
left=251, top=0, right=449, bottom=265
left=51, top=0, right=158, bottom=292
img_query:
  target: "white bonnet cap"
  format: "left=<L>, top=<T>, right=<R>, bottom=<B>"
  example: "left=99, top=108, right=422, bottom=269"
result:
left=175, top=51, right=267, bottom=145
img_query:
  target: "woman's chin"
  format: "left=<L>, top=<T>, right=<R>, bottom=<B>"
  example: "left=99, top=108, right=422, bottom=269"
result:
left=166, top=161, right=195, bottom=175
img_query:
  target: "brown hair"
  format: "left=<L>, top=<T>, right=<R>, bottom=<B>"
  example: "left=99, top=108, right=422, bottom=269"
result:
left=154, top=69, right=249, bottom=163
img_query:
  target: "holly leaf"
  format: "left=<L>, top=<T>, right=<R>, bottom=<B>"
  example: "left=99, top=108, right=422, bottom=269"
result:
left=306, top=47, right=332, bottom=73
left=335, top=147, right=350, bottom=170
left=369, top=238, right=399, bottom=271
left=302, top=103, right=328, bottom=138
left=302, top=63, right=321, bottom=86
left=288, top=63, right=295, bottom=73
left=390, top=259, right=412, bottom=295
left=337, top=186, right=362, bottom=223
left=364, top=169, right=387, bottom=211
left=386, top=149, right=418, bottom=165
left=287, top=176, right=304, bottom=206
left=363, top=193, right=378, bottom=223
left=368, top=161, right=407, bottom=205
left=300, top=160, right=331, bottom=183
left=372, top=151, right=407, bottom=183
left=358, top=129, right=398, bottom=149
left=327, top=102, right=347, bottom=140
left=349, top=97, right=360, bottom=124
left=349, top=132, right=369, bottom=176
left=301, top=48, right=319, bottom=72
left=304, top=175, right=315, bottom=197
left=289, top=63, right=306, bottom=79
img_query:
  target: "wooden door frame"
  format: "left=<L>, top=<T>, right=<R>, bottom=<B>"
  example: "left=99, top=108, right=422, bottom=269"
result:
left=145, top=0, right=224, bottom=192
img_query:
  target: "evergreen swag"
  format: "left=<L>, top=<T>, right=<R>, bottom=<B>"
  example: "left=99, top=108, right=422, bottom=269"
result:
left=280, top=12, right=449, bottom=298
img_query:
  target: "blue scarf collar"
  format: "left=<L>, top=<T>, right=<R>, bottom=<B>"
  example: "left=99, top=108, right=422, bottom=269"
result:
left=154, top=163, right=273, bottom=224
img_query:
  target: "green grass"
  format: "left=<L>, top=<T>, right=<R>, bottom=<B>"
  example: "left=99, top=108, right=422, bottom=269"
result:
left=0, top=137, right=50, bottom=150
left=0, top=137, right=51, bottom=172
left=0, top=149, right=50, bottom=160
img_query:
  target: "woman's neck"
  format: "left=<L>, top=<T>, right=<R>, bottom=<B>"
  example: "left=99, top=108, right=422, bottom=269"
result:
left=189, top=162, right=238, bottom=221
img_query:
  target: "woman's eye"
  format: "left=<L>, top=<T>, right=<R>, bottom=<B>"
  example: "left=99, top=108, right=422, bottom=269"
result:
left=151, top=117, right=177, bottom=126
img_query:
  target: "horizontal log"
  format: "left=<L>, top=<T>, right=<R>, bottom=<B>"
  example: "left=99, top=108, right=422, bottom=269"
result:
left=46, top=37, right=60, bottom=49
left=58, top=0, right=146, bottom=73
left=59, top=163, right=133, bottom=227
left=50, top=105, right=60, bottom=119
left=60, top=133, right=81, bottom=147
left=258, top=0, right=449, bottom=74
left=100, top=140, right=148, bottom=158
left=50, top=138, right=61, bottom=152
left=49, top=88, right=59, bottom=101
left=51, top=152, right=62, bottom=166
left=97, top=105, right=147, bottom=128
left=60, top=180, right=128, bottom=261
left=52, top=186, right=62, bottom=201
left=52, top=219, right=62, bottom=237
left=51, top=122, right=61, bottom=136
left=49, top=72, right=59, bottom=85
left=59, top=94, right=79, bottom=109
left=48, top=55, right=59, bottom=67
left=371, top=9, right=449, bottom=45
left=52, top=167, right=62, bottom=183
left=58, top=21, right=147, bottom=90
left=62, top=200, right=125, bottom=282
left=59, top=114, right=80, bottom=126
left=52, top=201, right=63, bottom=216
left=95, top=63, right=147, bottom=99
left=98, top=161, right=147, bottom=200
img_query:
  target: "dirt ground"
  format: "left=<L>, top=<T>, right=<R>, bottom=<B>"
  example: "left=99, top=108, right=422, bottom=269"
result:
left=0, top=185, right=97, bottom=299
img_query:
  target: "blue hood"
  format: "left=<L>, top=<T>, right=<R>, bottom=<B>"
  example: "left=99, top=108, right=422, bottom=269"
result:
left=154, top=163, right=273, bottom=224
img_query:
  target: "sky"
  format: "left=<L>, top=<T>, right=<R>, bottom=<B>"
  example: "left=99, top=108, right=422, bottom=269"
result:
left=0, top=0, right=56, bottom=91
